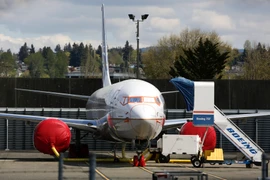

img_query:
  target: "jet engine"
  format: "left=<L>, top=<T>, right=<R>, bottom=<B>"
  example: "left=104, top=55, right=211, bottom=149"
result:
left=180, top=122, right=216, bottom=151
left=33, top=118, right=71, bottom=155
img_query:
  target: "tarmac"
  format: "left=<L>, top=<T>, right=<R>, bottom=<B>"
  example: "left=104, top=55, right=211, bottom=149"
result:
left=0, top=150, right=268, bottom=180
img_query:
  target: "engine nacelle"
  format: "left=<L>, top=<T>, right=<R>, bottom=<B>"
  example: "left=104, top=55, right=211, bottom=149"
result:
left=34, top=118, right=71, bottom=155
left=180, top=122, right=216, bottom=151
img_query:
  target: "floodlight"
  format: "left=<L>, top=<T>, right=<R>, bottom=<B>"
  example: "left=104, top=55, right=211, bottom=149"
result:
left=141, top=14, right=149, bottom=20
left=128, top=13, right=149, bottom=79
left=128, top=14, right=135, bottom=21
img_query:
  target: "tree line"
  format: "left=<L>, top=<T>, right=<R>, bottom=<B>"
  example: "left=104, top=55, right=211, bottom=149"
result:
left=0, top=41, right=134, bottom=78
left=1, top=28, right=270, bottom=79
left=142, top=28, right=270, bottom=80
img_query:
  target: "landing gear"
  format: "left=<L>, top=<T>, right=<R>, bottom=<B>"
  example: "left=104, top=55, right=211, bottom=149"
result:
left=112, top=144, right=120, bottom=162
left=111, top=142, right=130, bottom=162
left=132, top=140, right=149, bottom=167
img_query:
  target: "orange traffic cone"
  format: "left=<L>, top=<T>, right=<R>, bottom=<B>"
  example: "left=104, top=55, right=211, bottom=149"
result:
left=139, top=155, right=146, bottom=167
left=133, top=155, right=139, bottom=166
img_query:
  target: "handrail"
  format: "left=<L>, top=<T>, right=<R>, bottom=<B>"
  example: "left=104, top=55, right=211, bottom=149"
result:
left=214, top=105, right=264, bottom=153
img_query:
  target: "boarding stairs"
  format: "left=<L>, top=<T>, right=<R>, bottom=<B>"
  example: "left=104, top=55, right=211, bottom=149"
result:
left=214, top=105, right=264, bottom=163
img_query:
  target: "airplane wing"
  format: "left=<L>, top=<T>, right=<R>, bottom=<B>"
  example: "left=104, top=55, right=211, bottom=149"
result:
left=161, top=90, right=179, bottom=94
left=226, top=112, right=270, bottom=119
left=16, top=88, right=90, bottom=101
left=0, top=113, right=99, bottom=133
left=163, top=118, right=189, bottom=131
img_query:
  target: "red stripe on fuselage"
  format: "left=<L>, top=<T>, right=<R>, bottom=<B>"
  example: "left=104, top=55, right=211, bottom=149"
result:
left=193, top=111, right=214, bottom=114
left=110, top=118, right=164, bottom=121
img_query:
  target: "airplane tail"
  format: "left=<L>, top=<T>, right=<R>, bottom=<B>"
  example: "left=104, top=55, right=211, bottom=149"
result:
left=170, top=77, right=215, bottom=126
left=101, top=4, right=111, bottom=87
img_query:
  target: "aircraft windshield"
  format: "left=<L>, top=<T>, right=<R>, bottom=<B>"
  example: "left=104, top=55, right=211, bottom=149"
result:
left=129, top=97, right=142, bottom=103
left=121, top=96, right=160, bottom=105
left=143, top=97, right=155, bottom=103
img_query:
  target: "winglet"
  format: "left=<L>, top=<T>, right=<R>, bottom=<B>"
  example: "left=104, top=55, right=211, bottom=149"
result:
left=101, top=4, right=111, bottom=87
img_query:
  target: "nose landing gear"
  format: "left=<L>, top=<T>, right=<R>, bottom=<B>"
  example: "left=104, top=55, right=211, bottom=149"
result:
left=133, top=139, right=149, bottom=167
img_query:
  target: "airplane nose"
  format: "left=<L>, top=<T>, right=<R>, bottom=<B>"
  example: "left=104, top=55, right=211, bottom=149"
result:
left=130, top=105, right=159, bottom=139
left=130, top=104, right=156, bottom=119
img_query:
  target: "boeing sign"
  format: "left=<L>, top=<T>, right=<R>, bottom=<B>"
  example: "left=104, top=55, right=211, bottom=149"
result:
left=226, top=127, right=257, bottom=154
left=193, top=113, right=214, bottom=126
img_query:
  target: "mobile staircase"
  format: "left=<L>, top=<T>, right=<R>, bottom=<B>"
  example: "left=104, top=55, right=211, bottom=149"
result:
left=169, top=77, right=264, bottom=168
left=214, top=105, right=264, bottom=167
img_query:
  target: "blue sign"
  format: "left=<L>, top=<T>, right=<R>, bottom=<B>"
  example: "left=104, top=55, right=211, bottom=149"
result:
left=193, top=114, right=214, bottom=126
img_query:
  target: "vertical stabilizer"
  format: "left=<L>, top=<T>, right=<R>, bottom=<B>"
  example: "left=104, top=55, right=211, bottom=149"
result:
left=101, top=4, right=111, bottom=87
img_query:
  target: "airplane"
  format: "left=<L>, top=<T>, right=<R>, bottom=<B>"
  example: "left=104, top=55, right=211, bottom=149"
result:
left=0, top=4, right=270, bottom=166
left=0, top=4, right=185, bottom=162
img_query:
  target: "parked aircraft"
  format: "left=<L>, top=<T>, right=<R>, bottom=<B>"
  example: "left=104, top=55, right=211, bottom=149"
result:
left=0, top=4, right=269, bottom=165
left=0, top=4, right=185, bottom=161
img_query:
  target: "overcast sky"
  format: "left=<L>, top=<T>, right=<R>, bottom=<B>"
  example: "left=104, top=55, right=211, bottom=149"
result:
left=0, top=0, right=270, bottom=53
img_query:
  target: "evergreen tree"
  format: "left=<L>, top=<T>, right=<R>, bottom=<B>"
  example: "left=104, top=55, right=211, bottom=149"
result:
left=169, top=38, right=230, bottom=80
left=18, top=42, right=29, bottom=62
left=96, top=45, right=102, bottom=58
left=78, top=42, right=86, bottom=67
left=64, top=43, right=72, bottom=52
left=122, top=41, right=133, bottom=72
left=69, top=43, right=79, bottom=67
left=30, top=44, right=35, bottom=54
left=55, top=44, right=62, bottom=53
left=256, top=42, right=266, bottom=54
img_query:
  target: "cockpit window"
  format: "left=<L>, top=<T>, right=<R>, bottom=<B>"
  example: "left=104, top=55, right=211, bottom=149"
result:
left=155, top=97, right=161, bottom=105
left=129, top=97, right=142, bottom=103
left=121, top=96, right=161, bottom=106
left=144, top=97, right=155, bottom=103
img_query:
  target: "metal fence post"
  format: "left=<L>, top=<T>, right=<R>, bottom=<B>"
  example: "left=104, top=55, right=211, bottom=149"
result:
left=89, top=152, right=96, bottom=180
left=5, top=119, right=9, bottom=151
left=261, top=153, right=269, bottom=180
left=59, top=153, right=63, bottom=180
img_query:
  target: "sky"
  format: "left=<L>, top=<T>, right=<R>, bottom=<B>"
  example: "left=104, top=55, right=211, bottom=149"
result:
left=0, top=0, right=270, bottom=53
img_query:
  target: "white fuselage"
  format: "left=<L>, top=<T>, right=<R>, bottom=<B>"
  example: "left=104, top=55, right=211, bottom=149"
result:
left=86, top=79, right=165, bottom=142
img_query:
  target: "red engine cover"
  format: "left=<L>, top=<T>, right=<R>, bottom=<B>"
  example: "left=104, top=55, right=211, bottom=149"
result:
left=180, top=122, right=216, bottom=151
left=34, top=118, right=71, bottom=155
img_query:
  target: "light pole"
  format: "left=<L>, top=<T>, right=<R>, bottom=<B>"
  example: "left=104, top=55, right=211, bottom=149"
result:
left=128, top=14, right=149, bottom=79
